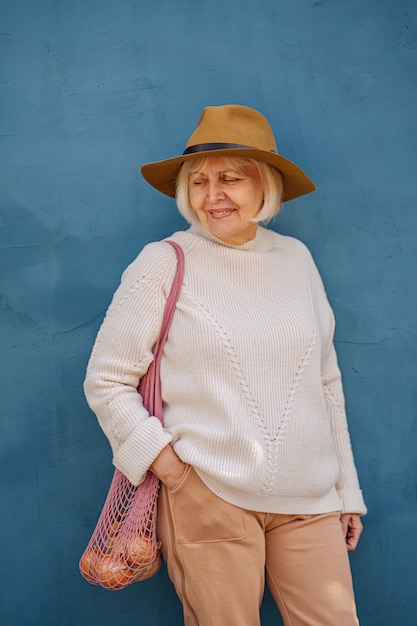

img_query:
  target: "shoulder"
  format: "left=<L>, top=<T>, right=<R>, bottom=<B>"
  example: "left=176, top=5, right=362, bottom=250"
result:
left=268, top=229, right=316, bottom=268
left=118, top=228, right=204, bottom=295
left=114, top=233, right=189, bottom=302
left=266, top=229, right=328, bottom=293
left=121, top=239, right=178, bottom=285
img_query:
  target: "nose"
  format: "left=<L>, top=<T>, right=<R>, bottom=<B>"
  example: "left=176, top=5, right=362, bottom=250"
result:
left=207, top=179, right=225, bottom=203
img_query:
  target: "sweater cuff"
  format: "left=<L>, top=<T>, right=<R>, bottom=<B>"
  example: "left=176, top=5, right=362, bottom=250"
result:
left=113, top=419, right=173, bottom=486
left=338, top=488, right=367, bottom=515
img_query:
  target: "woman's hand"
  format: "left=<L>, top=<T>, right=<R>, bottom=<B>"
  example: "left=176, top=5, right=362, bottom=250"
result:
left=340, top=513, right=363, bottom=551
left=150, top=445, right=188, bottom=489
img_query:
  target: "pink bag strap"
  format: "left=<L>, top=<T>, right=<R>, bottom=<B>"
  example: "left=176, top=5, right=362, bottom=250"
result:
left=138, top=241, right=184, bottom=424
left=153, top=241, right=185, bottom=361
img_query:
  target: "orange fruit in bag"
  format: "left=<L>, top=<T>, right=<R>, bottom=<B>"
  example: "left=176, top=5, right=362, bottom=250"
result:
left=96, top=553, right=133, bottom=589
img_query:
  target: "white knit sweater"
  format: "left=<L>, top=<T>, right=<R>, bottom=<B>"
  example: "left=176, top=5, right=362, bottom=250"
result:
left=84, top=224, right=366, bottom=515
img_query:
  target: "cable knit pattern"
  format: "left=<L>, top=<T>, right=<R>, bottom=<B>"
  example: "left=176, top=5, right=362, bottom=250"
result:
left=84, top=224, right=366, bottom=515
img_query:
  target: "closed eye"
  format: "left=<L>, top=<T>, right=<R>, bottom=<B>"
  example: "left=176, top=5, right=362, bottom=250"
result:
left=222, top=177, right=241, bottom=183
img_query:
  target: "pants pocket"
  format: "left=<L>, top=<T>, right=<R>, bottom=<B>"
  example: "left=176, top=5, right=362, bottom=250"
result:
left=167, top=467, right=246, bottom=544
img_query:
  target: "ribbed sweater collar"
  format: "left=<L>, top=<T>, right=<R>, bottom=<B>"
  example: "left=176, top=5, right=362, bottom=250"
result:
left=188, top=224, right=276, bottom=253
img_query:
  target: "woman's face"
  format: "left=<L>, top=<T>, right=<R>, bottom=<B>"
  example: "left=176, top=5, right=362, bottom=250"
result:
left=188, top=157, right=264, bottom=245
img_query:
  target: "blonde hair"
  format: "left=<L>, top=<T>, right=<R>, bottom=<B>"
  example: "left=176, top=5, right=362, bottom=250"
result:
left=175, top=156, right=283, bottom=225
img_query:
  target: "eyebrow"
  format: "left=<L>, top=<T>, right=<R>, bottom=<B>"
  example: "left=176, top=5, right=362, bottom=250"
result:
left=189, top=169, right=242, bottom=176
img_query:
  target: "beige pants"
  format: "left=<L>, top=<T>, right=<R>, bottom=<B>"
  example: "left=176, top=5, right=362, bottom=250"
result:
left=157, top=466, right=359, bottom=626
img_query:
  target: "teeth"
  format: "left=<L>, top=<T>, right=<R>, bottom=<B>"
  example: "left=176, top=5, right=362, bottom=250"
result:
left=211, top=210, right=234, bottom=216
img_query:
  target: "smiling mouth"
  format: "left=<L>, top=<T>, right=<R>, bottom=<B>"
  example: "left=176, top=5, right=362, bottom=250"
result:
left=209, top=209, right=236, bottom=218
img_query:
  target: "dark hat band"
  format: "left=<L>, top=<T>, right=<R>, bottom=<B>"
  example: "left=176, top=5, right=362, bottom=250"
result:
left=183, top=142, right=256, bottom=155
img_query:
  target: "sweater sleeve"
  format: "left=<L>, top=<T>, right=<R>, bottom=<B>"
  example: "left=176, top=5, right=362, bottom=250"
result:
left=309, top=254, right=367, bottom=515
left=83, top=241, right=178, bottom=485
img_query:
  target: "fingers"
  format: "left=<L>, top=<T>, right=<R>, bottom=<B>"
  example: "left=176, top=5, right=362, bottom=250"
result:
left=340, top=513, right=363, bottom=552
left=150, top=444, right=186, bottom=487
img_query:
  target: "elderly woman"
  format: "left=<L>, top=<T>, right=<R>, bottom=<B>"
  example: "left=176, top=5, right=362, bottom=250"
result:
left=84, top=104, right=366, bottom=626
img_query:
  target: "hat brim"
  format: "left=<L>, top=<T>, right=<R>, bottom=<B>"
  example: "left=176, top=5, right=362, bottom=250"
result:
left=140, top=148, right=316, bottom=202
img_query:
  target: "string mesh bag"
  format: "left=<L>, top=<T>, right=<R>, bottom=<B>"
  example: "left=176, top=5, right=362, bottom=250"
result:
left=79, top=241, right=184, bottom=590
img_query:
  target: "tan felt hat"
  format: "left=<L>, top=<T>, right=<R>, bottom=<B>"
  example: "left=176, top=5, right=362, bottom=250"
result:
left=140, top=104, right=316, bottom=202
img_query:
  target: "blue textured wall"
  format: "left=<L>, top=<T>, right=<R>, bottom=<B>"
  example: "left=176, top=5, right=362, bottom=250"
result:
left=1, top=1, right=416, bottom=624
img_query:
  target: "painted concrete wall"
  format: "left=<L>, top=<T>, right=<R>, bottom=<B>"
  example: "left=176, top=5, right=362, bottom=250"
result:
left=1, top=1, right=416, bottom=624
